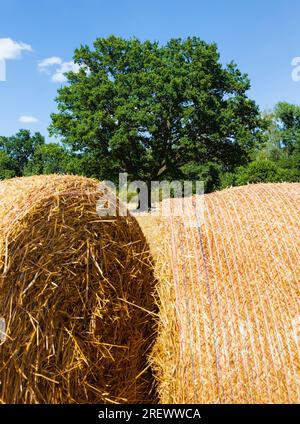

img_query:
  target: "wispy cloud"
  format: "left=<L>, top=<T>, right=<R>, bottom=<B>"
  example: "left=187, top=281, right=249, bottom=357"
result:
left=38, top=56, right=62, bottom=72
left=0, top=38, right=32, bottom=60
left=38, top=56, right=80, bottom=83
left=52, top=61, right=81, bottom=82
left=19, top=115, right=39, bottom=124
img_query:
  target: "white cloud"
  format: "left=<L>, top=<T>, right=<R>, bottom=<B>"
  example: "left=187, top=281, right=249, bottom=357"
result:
left=52, top=61, right=80, bottom=82
left=38, top=56, right=80, bottom=83
left=38, top=56, right=62, bottom=73
left=0, top=38, right=32, bottom=60
left=19, top=115, right=39, bottom=124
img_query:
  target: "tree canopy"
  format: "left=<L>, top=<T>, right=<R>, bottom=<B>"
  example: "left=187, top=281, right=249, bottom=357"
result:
left=49, top=36, right=263, bottom=189
left=0, top=130, right=83, bottom=180
left=0, top=151, right=17, bottom=180
left=0, top=130, right=44, bottom=177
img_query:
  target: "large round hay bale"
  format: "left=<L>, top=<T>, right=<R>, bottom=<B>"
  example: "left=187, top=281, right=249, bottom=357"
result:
left=0, top=175, right=157, bottom=404
left=147, top=183, right=300, bottom=403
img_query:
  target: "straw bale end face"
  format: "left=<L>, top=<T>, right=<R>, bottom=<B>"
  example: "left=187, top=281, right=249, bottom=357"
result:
left=0, top=175, right=157, bottom=404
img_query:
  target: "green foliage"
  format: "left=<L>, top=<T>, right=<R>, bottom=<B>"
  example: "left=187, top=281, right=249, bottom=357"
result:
left=0, top=151, right=17, bottom=180
left=24, top=143, right=76, bottom=176
left=223, top=160, right=298, bottom=187
left=273, top=102, right=300, bottom=156
left=220, top=171, right=238, bottom=189
left=49, top=36, right=262, bottom=184
left=235, top=160, right=285, bottom=184
left=180, top=161, right=221, bottom=192
left=0, top=130, right=45, bottom=176
left=247, top=102, right=300, bottom=186
left=0, top=131, right=85, bottom=179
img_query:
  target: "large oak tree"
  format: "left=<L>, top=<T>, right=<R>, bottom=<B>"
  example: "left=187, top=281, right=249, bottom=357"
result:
left=49, top=36, right=263, bottom=189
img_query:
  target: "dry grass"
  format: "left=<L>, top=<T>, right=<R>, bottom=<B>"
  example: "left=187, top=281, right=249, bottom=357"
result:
left=0, top=175, right=157, bottom=404
left=139, top=183, right=300, bottom=404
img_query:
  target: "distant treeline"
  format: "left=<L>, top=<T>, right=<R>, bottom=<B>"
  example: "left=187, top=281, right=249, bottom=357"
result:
left=1, top=37, right=299, bottom=190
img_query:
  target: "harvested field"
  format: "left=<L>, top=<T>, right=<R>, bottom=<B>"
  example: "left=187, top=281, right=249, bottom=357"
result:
left=0, top=175, right=157, bottom=404
left=141, top=183, right=300, bottom=404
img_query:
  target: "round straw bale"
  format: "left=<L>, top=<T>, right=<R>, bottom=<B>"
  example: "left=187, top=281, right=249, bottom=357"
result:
left=0, top=175, right=157, bottom=404
left=146, top=183, right=300, bottom=403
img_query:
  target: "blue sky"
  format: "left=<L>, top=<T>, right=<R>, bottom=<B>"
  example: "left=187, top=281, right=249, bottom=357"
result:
left=1, top=0, right=300, bottom=140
